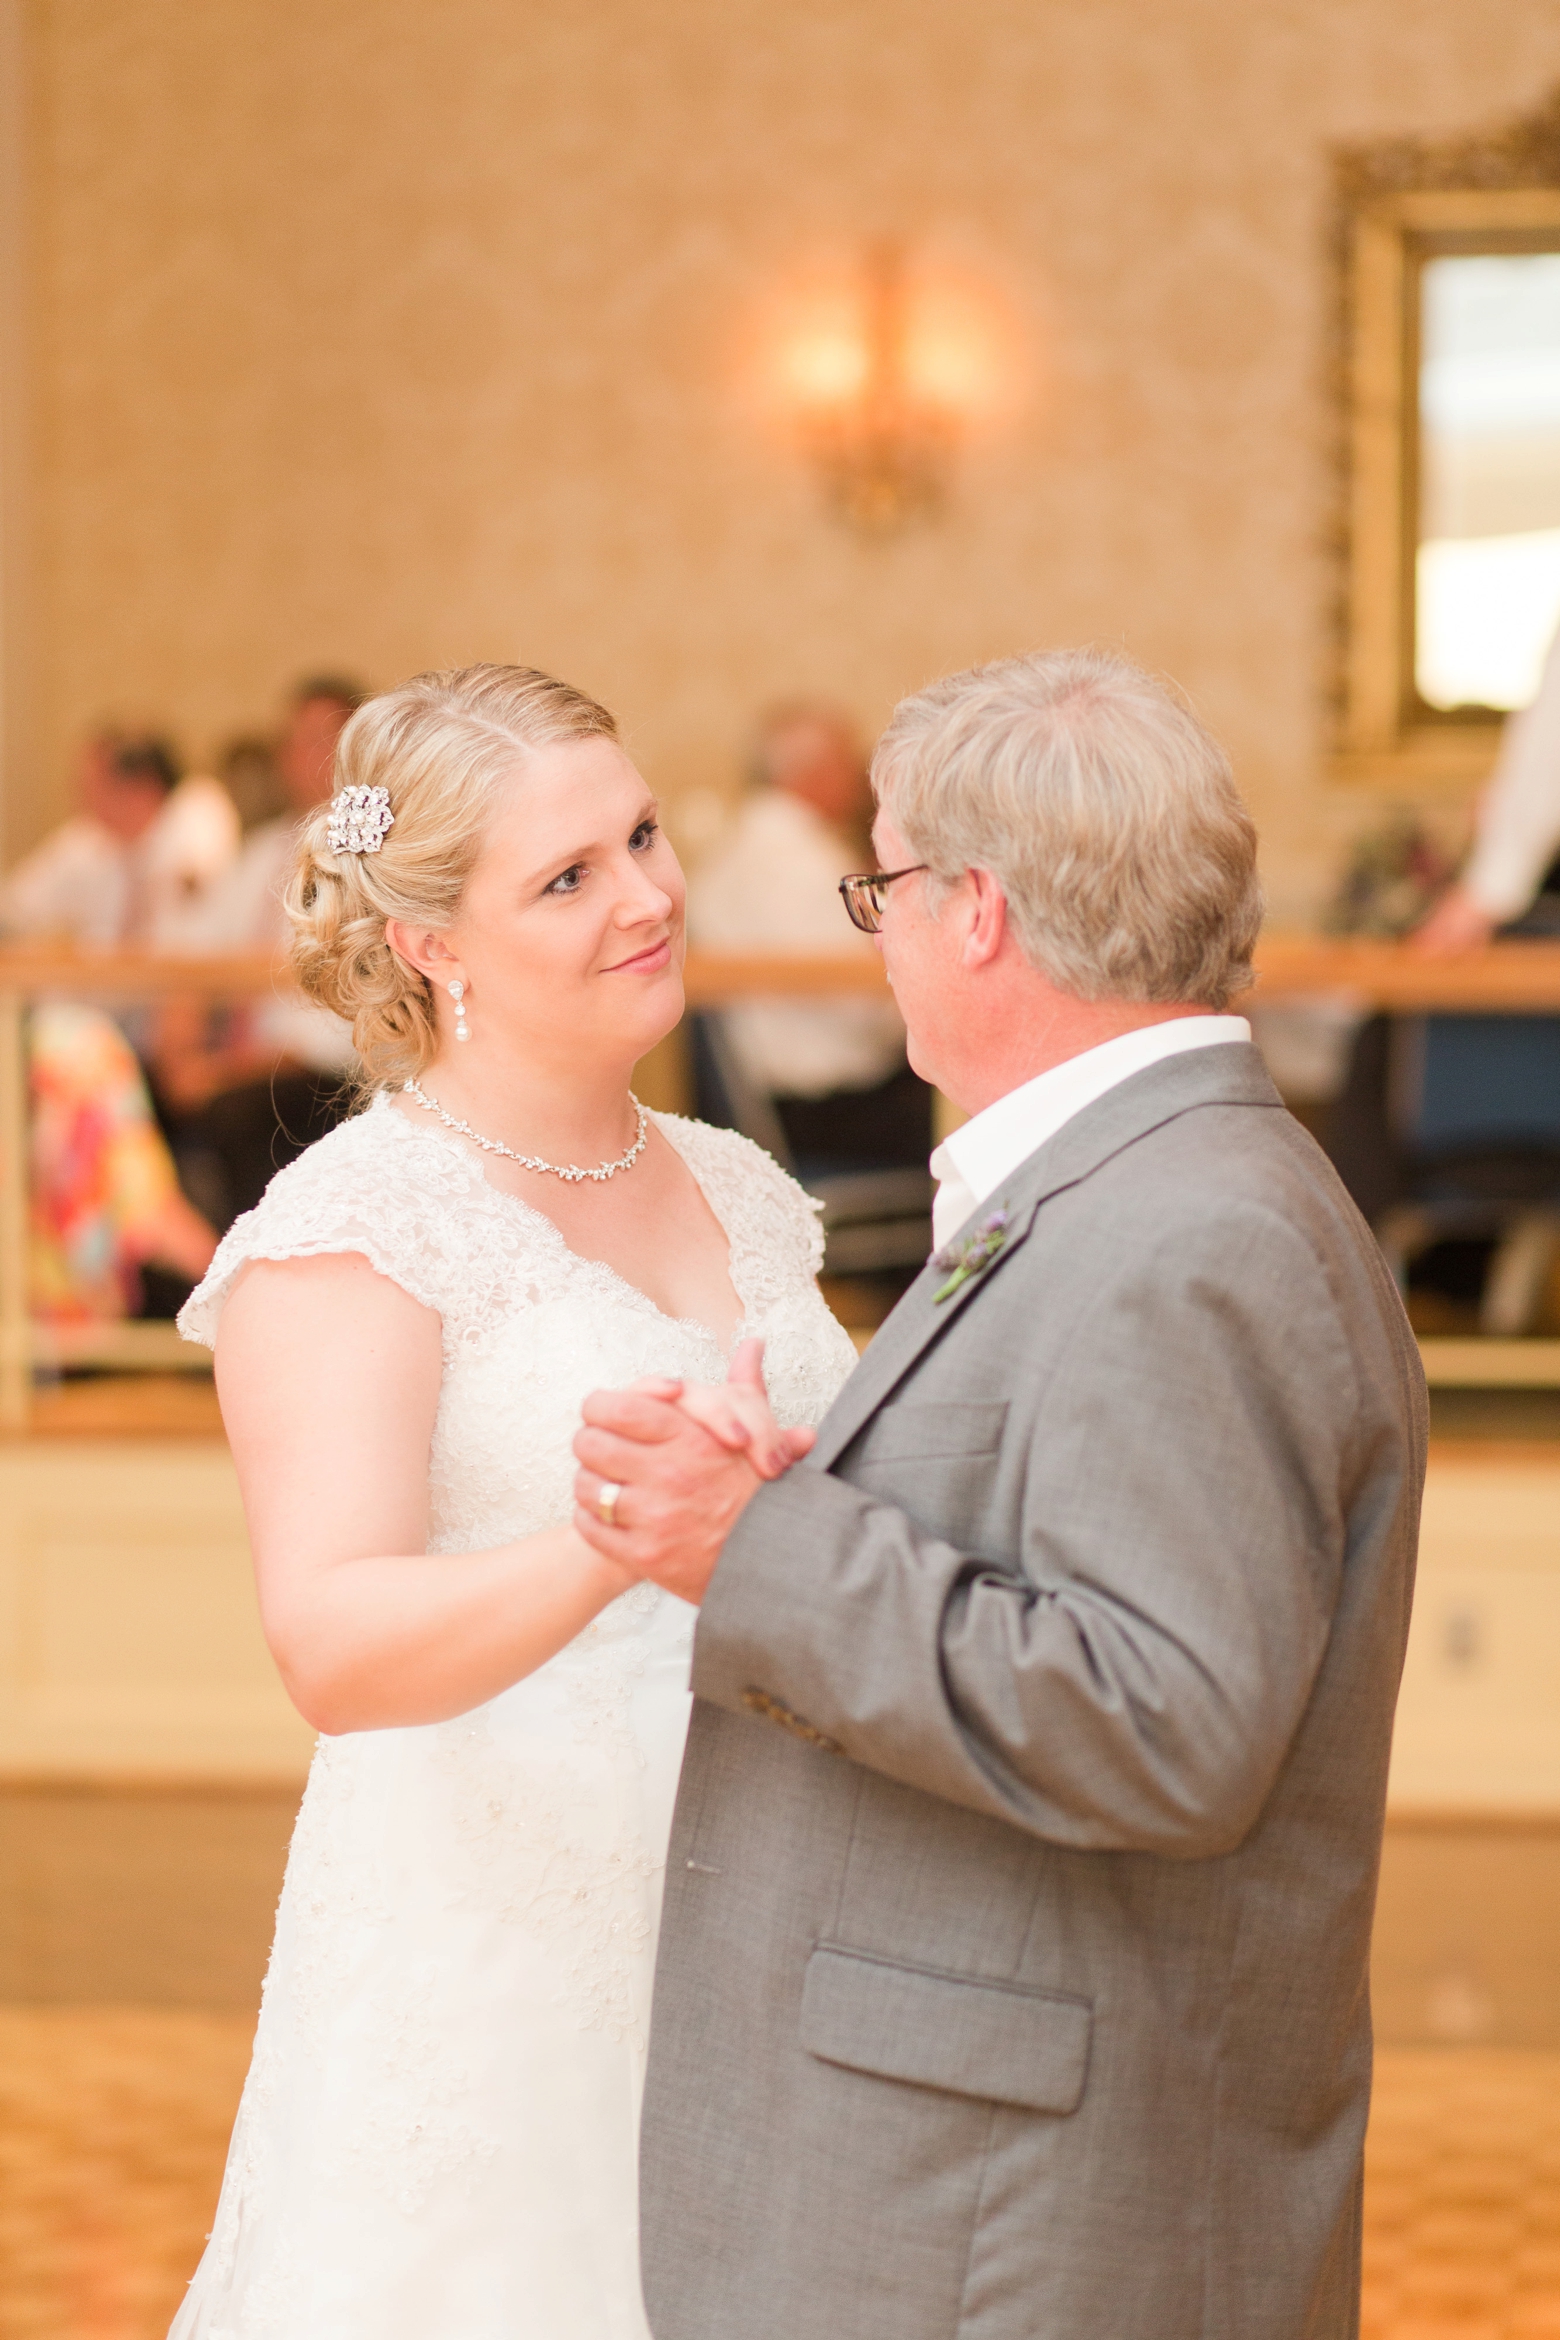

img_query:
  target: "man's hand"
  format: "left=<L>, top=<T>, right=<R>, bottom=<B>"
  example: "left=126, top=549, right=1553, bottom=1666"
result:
left=572, top=1341, right=813, bottom=1605
left=573, top=1393, right=762, bottom=1604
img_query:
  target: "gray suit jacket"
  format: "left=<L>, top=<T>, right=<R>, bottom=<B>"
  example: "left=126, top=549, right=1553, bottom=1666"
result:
left=641, top=1043, right=1425, bottom=2340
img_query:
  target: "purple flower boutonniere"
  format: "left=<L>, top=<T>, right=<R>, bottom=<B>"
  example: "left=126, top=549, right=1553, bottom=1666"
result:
left=931, top=1206, right=1012, bottom=1304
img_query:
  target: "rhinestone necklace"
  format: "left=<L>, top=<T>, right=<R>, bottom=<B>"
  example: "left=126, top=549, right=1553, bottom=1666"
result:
left=402, top=1079, right=650, bottom=1183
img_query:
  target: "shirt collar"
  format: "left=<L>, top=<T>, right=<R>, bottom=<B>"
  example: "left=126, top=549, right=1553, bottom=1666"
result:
left=930, top=1015, right=1251, bottom=1249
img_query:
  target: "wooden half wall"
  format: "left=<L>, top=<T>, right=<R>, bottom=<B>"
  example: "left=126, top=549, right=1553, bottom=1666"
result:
left=1, top=1430, right=1559, bottom=1807
left=0, top=1437, right=313, bottom=1780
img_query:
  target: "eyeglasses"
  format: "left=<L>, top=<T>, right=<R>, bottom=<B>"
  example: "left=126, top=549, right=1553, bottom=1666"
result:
left=838, top=864, right=929, bottom=934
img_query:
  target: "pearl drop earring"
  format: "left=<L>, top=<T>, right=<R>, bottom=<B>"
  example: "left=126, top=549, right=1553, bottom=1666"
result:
left=449, top=980, right=470, bottom=1043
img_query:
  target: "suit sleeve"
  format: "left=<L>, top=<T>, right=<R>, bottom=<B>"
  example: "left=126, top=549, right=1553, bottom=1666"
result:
left=691, top=1203, right=1370, bottom=1857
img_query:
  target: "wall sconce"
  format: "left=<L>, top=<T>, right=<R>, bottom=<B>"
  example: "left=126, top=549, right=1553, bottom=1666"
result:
left=783, top=242, right=996, bottom=538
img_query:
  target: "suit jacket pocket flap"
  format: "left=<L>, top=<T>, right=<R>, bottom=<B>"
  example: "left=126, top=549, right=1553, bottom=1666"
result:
left=852, top=1401, right=1009, bottom=1467
left=800, top=1944, right=1091, bottom=2114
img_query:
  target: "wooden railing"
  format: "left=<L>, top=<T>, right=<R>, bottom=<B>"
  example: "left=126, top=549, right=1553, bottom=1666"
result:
left=5, top=935, right=1560, bottom=1426
left=6, top=932, right=1560, bottom=1009
left=1250, top=934, right=1560, bottom=1010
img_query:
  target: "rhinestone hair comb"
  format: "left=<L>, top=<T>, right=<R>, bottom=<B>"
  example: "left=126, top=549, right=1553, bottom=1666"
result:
left=326, top=784, right=395, bottom=855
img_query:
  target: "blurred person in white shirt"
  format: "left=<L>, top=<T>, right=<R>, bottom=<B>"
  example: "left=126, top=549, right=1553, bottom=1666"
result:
left=687, top=704, right=929, bottom=1173
left=0, top=732, right=229, bottom=1314
left=1415, top=622, right=1560, bottom=951
left=153, top=675, right=367, bottom=1223
left=0, top=731, right=237, bottom=951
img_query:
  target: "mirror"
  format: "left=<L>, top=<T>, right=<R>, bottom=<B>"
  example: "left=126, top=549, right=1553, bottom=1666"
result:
left=1416, top=249, right=1560, bottom=716
left=1330, top=91, right=1560, bottom=785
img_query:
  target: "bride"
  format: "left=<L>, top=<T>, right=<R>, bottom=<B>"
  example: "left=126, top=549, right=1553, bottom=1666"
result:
left=170, top=664, right=859, bottom=2338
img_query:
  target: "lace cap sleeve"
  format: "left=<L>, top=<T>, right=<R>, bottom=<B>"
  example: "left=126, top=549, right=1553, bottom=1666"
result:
left=177, top=1100, right=449, bottom=1349
left=652, top=1113, right=826, bottom=1284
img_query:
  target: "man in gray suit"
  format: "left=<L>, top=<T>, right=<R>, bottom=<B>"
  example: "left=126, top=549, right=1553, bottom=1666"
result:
left=573, top=648, right=1425, bottom=2340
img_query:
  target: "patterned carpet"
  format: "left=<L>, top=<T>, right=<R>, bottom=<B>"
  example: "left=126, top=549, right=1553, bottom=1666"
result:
left=0, top=2011, right=1557, bottom=2340
left=1362, top=2052, right=1560, bottom=2340
left=0, top=2009, right=251, bottom=2340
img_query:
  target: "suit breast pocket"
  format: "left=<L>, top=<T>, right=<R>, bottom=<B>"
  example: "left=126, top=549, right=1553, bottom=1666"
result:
left=851, top=1400, right=1008, bottom=1467
left=846, top=1401, right=1009, bottom=1536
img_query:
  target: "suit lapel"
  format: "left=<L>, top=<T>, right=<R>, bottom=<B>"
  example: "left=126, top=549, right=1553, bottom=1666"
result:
left=807, top=1040, right=1282, bottom=1474
left=806, top=1189, right=1041, bottom=1473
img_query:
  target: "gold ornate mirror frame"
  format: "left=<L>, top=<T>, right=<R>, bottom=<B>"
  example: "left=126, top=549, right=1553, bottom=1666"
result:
left=1330, top=90, right=1560, bottom=788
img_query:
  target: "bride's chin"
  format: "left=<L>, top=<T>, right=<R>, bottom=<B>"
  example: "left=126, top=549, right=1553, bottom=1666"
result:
left=642, top=981, right=687, bottom=1040
left=618, top=974, right=686, bottom=1058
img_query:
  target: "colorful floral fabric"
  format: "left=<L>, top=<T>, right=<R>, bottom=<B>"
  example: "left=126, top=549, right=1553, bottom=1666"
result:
left=29, top=1004, right=181, bottom=1320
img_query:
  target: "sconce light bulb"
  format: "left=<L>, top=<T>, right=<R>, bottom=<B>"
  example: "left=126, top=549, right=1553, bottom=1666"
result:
left=787, top=335, right=871, bottom=408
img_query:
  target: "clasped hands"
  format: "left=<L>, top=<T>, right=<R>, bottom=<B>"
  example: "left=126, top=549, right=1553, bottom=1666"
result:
left=572, top=1337, right=813, bottom=1605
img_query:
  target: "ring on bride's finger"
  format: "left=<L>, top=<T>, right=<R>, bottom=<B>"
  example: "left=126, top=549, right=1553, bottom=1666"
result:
left=596, top=1480, right=624, bottom=1528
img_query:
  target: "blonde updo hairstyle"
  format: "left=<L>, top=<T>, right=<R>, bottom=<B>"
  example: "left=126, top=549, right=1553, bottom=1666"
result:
left=285, top=664, right=618, bottom=1087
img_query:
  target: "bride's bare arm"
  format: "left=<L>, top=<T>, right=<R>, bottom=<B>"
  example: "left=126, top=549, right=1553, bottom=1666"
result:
left=215, top=1251, right=635, bottom=1733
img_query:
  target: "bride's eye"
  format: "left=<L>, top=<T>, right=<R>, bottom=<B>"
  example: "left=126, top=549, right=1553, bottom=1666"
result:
left=545, top=863, right=587, bottom=898
left=629, top=819, right=658, bottom=853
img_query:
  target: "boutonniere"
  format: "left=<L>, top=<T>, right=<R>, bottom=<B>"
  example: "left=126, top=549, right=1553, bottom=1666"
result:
left=932, top=1206, right=1012, bottom=1303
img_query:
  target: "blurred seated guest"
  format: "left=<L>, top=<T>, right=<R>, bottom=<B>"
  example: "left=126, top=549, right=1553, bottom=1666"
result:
left=687, top=702, right=929, bottom=1172
left=153, top=675, right=367, bottom=1225
left=1324, top=657, right=1560, bottom=1326
left=0, top=731, right=237, bottom=949
left=141, top=770, right=243, bottom=940
left=1415, top=619, right=1560, bottom=950
left=0, top=729, right=172, bottom=945
left=29, top=1002, right=216, bottom=1320
left=217, top=732, right=290, bottom=835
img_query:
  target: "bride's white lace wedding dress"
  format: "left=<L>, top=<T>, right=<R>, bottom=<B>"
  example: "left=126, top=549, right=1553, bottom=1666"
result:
left=170, top=1093, right=858, bottom=2340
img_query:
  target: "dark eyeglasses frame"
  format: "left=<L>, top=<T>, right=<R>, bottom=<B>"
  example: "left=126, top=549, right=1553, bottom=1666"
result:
left=838, top=864, right=930, bottom=934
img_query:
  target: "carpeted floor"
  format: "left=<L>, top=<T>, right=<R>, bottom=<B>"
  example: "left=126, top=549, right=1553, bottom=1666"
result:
left=0, top=2007, right=253, bottom=2340
left=1362, top=2051, right=1560, bottom=2339
left=1, top=2011, right=1557, bottom=2340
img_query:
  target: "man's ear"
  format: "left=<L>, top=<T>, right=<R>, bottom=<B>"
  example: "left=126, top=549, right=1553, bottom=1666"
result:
left=384, top=917, right=467, bottom=991
left=962, top=868, right=1010, bottom=969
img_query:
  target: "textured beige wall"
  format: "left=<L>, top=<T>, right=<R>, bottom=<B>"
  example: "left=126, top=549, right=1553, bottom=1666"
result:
left=13, top=0, right=1560, bottom=908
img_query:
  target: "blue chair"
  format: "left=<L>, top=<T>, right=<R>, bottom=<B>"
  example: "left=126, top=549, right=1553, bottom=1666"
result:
left=1405, top=1016, right=1560, bottom=1165
left=1375, top=1015, right=1560, bottom=1333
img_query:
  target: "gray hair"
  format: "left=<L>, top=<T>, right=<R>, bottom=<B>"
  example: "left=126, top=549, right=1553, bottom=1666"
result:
left=871, top=648, right=1262, bottom=1010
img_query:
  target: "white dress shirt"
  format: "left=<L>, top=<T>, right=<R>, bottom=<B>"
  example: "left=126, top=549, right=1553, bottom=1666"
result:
left=0, top=817, right=133, bottom=946
left=929, top=1015, right=1252, bottom=1251
left=687, top=790, right=905, bottom=1098
left=0, top=781, right=239, bottom=949
left=1464, top=621, right=1560, bottom=919
left=138, top=777, right=242, bottom=943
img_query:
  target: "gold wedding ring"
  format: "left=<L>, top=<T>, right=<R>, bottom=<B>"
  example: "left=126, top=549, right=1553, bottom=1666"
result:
left=596, top=1481, right=624, bottom=1528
